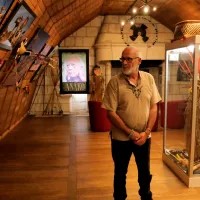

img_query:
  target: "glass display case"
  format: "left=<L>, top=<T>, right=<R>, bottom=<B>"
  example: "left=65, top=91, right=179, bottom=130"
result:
left=162, top=35, right=200, bottom=187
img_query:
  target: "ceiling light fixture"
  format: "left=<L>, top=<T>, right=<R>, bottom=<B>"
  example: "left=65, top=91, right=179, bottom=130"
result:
left=120, top=0, right=158, bottom=47
left=131, top=0, right=157, bottom=15
left=120, top=0, right=157, bottom=27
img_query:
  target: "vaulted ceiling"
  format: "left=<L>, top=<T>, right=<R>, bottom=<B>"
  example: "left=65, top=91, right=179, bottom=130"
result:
left=36, top=0, right=200, bottom=46
left=101, top=0, right=200, bottom=31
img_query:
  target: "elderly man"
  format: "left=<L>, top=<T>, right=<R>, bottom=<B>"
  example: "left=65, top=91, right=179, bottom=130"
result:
left=62, top=55, right=86, bottom=82
left=102, top=46, right=161, bottom=200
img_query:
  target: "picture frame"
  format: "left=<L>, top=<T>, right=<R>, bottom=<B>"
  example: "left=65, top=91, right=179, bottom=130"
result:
left=59, top=49, right=89, bottom=94
left=47, top=46, right=57, bottom=57
left=40, top=43, right=51, bottom=56
left=30, top=63, right=46, bottom=82
left=0, top=2, right=36, bottom=50
left=21, top=70, right=35, bottom=87
left=26, top=28, right=50, bottom=54
left=2, top=55, right=34, bottom=86
left=29, top=59, right=42, bottom=71
left=0, top=0, right=14, bottom=25
left=0, top=58, right=5, bottom=70
left=29, top=45, right=53, bottom=78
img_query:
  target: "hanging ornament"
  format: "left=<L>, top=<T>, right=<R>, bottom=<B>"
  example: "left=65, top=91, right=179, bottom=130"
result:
left=24, top=85, right=30, bottom=94
left=120, top=16, right=158, bottom=47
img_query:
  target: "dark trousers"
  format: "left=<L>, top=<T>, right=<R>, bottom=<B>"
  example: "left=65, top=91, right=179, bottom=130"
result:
left=111, top=138, right=152, bottom=200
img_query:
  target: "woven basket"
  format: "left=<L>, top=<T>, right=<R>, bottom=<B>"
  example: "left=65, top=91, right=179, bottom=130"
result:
left=174, top=20, right=200, bottom=40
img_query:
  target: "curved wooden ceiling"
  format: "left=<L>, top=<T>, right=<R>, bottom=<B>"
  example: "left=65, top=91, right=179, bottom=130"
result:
left=36, top=0, right=200, bottom=46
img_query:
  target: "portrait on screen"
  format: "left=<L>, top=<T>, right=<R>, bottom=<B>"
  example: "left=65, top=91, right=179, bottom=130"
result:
left=59, top=49, right=89, bottom=94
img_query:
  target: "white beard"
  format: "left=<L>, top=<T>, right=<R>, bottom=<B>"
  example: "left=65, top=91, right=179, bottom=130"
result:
left=122, top=64, right=139, bottom=75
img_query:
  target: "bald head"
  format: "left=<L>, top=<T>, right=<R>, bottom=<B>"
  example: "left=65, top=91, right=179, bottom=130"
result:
left=121, top=46, right=142, bottom=76
left=122, top=47, right=140, bottom=58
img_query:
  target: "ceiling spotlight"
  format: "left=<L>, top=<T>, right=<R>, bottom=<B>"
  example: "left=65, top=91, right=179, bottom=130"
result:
left=153, top=6, right=157, bottom=11
left=119, top=1, right=158, bottom=27
left=132, top=7, right=137, bottom=14
left=143, top=5, right=149, bottom=13
left=130, top=1, right=158, bottom=15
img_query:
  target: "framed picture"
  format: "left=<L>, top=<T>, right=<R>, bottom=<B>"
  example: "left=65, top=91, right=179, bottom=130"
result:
left=2, top=55, right=34, bottom=86
left=0, top=57, right=15, bottom=73
left=0, top=58, right=5, bottom=70
left=59, top=49, right=89, bottom=94
left=29, top=44, right=51, bottom=72
left=47, top=46, right=57, bottom=57
left=29, top=59, right=42, bottom=71
left=29, top=46, right=54, bottom=81
left=26, top=28, right=49, bottom=54
left=30, top=63, right=46, bottom=82
left=0, top=0, right=14, bottom=25
left=0, top=2, right=35, bottom=50
left=40, top=43, right=51, bottom=56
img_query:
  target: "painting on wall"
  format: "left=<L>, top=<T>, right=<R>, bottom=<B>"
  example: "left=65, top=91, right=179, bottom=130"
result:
left=30, top=63, right=46, bottom=82
left=47, top=46, right=57, bottom=57
left=26, top=28, right=50, bottom=54
left=40, top=43, right=51, bottom=56
left=59, top=49, right=89, bottom=94
left=2, top=56, right=34, bottom=86
left=0, top=2, right=35, bottom=50
left=0, top=0, right=14, bottom=25
left=0, top=58, right=5, bottom=70
left=29, top=44, right=52, bottom=74
left=29, top=59, right=42, bottom=71
left=29, top=45, right=54, bottom=81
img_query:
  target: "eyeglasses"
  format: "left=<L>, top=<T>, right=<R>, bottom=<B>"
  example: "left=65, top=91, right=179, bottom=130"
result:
left=119, top=57, right=139, bottom=63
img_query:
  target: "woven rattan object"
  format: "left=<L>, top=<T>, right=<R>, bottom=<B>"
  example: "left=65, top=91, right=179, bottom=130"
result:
left=174, top=20, right=200, bottom=40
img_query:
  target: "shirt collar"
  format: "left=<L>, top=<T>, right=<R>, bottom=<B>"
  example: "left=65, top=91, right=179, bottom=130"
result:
left=121, top=71, right=142, bottom=87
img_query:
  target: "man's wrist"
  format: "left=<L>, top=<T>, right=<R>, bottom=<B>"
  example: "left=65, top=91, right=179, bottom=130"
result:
left=128, top=129, right=135, bottom=139
left=145, top=127, right=151, bottom=137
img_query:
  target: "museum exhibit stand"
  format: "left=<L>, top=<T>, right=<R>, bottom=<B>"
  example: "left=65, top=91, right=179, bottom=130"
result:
left=162, top=35, right=200, bottom=187
left=88, top=65, right=111, bottom=132
left=88, top=101, right=111, bottom=132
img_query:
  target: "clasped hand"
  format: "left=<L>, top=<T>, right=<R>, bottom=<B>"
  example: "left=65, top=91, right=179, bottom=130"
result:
left=130, top=131, right=147, bottom=146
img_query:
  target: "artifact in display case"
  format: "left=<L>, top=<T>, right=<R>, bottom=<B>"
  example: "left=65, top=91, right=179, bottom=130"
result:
left=162, top=35, right=200, bottom=187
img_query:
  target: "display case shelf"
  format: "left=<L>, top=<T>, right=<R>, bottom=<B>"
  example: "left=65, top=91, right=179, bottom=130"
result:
left=163, top=35, right=200, bottom=187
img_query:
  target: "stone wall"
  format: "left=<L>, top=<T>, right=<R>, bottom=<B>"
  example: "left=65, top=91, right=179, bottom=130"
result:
left=30, top=15, right=174, bottom=115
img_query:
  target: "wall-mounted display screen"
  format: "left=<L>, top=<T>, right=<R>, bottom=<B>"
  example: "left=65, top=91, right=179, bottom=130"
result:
left=59, top=49, right=89, bottom=94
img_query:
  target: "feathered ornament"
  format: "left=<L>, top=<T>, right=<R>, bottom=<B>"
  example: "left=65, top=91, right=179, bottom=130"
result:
left=130, top=24, right=149, bottom=42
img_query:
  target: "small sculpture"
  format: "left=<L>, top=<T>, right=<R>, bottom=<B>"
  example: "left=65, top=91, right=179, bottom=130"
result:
left=89, top=65, right=104, bottom=102
left=0, top=6, right=6, bottom=22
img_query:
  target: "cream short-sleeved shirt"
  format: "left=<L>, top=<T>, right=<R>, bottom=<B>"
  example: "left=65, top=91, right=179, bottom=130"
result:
left=102, top=71, right=162, bottom=141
